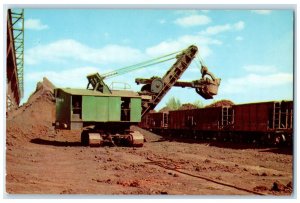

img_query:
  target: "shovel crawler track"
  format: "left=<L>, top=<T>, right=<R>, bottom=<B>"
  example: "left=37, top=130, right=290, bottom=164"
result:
left=81, top=130, right=144, bottom=147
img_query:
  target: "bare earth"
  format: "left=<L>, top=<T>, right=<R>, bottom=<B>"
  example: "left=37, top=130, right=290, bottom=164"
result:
left=5, top=81, right=293, bottom=196
left=6, top=124, right=293, bottom=195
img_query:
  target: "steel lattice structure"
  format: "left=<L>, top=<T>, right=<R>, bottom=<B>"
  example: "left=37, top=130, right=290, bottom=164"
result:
left=10, top=9, right=24, bottom=98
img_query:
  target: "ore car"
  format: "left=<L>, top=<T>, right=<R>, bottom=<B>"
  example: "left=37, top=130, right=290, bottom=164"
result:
left=167, top=106, right=233, bottom=140
left=232, top=101, right=293, bottom=144
left=140, top=100, right=293, bottom=146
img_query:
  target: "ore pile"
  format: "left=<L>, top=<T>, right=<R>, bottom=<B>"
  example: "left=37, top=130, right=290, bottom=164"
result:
left=205, top=99, right=234, bottom=108
left=159, top=106, right=171, bottom=113
left=6, top=77, right=56, bottom=146
left=178, top=103, right=199, bottom=110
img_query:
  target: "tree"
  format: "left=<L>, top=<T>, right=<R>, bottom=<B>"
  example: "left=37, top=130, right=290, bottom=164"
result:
left=193, top=100, right=204, bottom=108
left=166, top=97, right=181, bottom=110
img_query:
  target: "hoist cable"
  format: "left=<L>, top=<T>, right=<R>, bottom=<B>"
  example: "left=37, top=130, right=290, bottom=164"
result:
left=196, top=54, right=205, bottom=67
left=104, top=56, right=176, bottom=79
left=102, top=50, right=182, bottom=79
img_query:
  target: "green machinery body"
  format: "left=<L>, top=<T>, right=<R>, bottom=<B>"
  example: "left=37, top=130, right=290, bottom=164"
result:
left=54, top=72, right=145, bottom=147
left=54, top=88, right=142, bottom=130
left=53, top=45, right=221, bottom=147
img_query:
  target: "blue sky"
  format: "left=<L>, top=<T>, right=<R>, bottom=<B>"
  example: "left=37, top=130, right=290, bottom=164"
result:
left=21, top=9, right=294, bottom=110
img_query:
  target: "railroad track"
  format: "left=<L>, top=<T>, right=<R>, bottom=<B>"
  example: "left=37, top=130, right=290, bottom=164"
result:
left=145, top=157, right=266, bottom=196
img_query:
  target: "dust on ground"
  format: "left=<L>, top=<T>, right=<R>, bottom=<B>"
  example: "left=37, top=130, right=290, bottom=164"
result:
left=6, top=78, right=293, bottom=195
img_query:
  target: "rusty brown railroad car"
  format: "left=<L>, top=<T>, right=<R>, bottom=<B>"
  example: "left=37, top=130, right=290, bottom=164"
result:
left=232, top=101, right=293, bottom=144
left=139, top=112, right=168, bottom=130
left=140, top=100, right=293, bottom=146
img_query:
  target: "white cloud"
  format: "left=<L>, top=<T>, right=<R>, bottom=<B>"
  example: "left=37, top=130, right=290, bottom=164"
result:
left=25, top=35, right=222, bottom=71
left=233, top=21, right=245, bottom=30
left=201, top=24, right=231, bottom=35
left=174, top=14, right=211, bottom=27
left=200, top=21, right=245, bottom=35
left=221, top=64, right=292, bottom=95
left=221, top=72, right=293, bottom=94
left=243, top=65, right=277, bottom=73
left=159, top=19, right=166, bottom=24
left=25, top=19, right=49, bottom=30
left=235, top=36, right=244, bottom=41
left=26, top=66, right=100, bottom=88
left=25, top=39, right=144, bottom=65
left=145, top=35, right=222, bottom=59
left=251, top=10, right=272, bottom=15
left=24, top=33, right=222, bottom=97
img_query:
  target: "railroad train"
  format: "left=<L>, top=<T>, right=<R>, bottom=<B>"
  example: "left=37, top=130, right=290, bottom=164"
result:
left=139, top=100, right=293, bottom=146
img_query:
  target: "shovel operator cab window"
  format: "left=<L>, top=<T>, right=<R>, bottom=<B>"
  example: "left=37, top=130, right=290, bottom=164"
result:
left=72, top=95, right=82, bottom=119
left=121, top=97, right=130, bottom=121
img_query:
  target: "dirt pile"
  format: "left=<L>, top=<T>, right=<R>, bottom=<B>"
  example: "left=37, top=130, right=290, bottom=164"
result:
left=27, top=77, right=55, bottom=104
left=160, top=99, right=233, bottom=112
left=159, top=106, right=171, bottom=113
left=205, top=99, right=234, bottom=108
left=6, top=77, right=56, bottom=146
left=178, top=103, right=199, bottom=110
left=159, top=103, right=199, bottom=112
